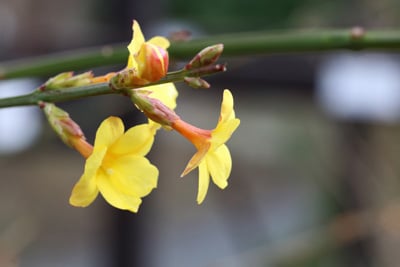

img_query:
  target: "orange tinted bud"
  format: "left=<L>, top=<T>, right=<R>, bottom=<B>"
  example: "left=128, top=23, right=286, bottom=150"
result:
left=42, top=102, right=93, bottom=158
left=185, top=44, right=224, bottom=70
left=109, top=44, right=169, bottom=89
left=139, top=43, right=169, bottom=82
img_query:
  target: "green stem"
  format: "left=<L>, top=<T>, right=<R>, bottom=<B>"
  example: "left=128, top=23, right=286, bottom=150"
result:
left=1, top=28, right=400, bottom=79
left=0, top=45, right=127, bottom=80
left=0, top=64, right=225, bottom=108
left=170, top=28, right=400, bottom=57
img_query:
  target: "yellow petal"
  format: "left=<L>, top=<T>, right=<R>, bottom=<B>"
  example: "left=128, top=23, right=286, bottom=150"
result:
left=148, top=36, right=170, bottom=49
left=97, top=153, right=158, bottom=212
left=197, top=161, right=210, bottom=204
left=126, top=55, right=137, bottom=70
left=69, top=148, right=106, bottom=207
left=127, top=20, right=145, bottom=57
left=93, top=116, right=124, bottom=149
left=69, top=174, right=99, bottom=207
left=211, top=89, right=240, bottom=148
left=206, top=144, right=231, bottom=189
left=96, top=170, right=143, bottom=213
left=104, top=154, right=158, bottom=197
left=181, top=142, right=210, bottom=177
left=126, top=20, right=145, bottom=69
left=211, top=118, right=240, bottom=149
left=220, top=89, right=235, bottom=122
left=148, top=83, right=178, bottom=110
left=109, top=124, right=155, bottom=157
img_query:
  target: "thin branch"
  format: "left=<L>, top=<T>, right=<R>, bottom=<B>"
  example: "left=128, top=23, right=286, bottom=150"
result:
left=1, top=27, right=400, bottom=79
left=0, top=45, right=127, bottom=80
left=0, top=64, right=226, bottom=108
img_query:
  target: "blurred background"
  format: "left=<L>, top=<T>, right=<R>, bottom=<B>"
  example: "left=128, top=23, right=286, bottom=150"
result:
left=1, top=0, right=400, bottom=266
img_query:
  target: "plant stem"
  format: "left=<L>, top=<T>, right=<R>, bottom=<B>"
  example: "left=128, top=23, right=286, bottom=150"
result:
left=1, top=28, right=400, bottom=79
left=0, top=45, right=127, bottom=80
left=170, top=28, right=400, bottom=57
left=0, top=64, right=226, bottom=108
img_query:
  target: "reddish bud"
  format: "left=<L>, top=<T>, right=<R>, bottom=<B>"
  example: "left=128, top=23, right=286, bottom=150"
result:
left=109, top=44, right=169, bottom=89
left=129, top=90, right=179, bottom=126
left=139, top=43, right=169, bottom=82
left=185, top=44, right=224, bottom=70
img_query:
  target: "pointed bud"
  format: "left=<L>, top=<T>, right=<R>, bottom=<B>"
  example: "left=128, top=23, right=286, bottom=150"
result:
left=109, top=44, right=169, bottom=90
left=139, top=43, right=169, bottom=82
left=41, top=102, right=92, bottom=158
left=39, top=72, right=73, bottom=91
left=129, top=90, right=179, bottom=127
left=185, top=44, right=224, bottom=70
left=40, top=71, right=93, bottom=91
left=184, top=77, right=210, bottom=89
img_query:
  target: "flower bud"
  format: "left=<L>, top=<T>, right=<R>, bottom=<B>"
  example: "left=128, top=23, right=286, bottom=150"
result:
left=185, top=44, right=224, bottom=70
left=109, top=44, right=169, bottom=90
left=184, top=77, right=210, bottom=89
left=129, top=90, right=179, bottom=127
left=39, top=72, right=72, bottom=91
left=40, top=71, right=93, bottom=91
left=42, top=102, right=92, bottom=158
left=138, top=43, right=169, bottom=82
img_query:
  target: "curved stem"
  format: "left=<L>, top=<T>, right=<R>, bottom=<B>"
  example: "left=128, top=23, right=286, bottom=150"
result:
left=0, top=28, right=400, bottom=79
left=0, top=64, right=225, bottom=108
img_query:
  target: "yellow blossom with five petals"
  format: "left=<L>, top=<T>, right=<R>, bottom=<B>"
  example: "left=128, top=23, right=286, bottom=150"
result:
left=171, top=89, right=240, bottom=203
left=69, top=116, right=158, bottom=213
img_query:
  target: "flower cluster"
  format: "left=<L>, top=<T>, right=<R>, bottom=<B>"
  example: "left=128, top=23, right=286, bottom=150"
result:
left=42, top=20, right=240, bottom=213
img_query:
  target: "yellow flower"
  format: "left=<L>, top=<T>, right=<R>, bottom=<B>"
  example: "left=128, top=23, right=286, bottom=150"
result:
left=69, top=116, right=158, bottom=213
left=119, top=20, right=169, bottom=86
left=98, top=20, right=170, bottom=87
left=171, top=89, right=240, bottom=203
